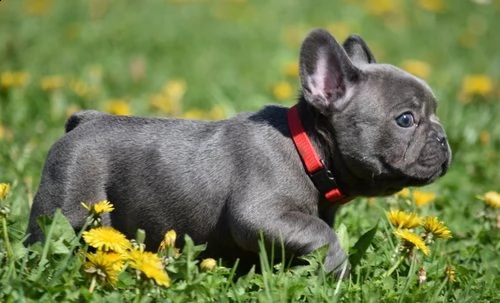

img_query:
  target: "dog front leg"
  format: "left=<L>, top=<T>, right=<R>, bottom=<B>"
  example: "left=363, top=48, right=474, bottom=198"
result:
left=232, top=211, right=350, bottom=278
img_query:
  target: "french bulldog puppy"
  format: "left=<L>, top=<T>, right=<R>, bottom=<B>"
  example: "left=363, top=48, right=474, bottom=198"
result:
left=26, top=29, right=451, bottom=277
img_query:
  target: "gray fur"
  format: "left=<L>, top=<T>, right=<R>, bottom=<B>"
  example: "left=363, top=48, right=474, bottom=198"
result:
left=26, top=29, right=451, bottom=278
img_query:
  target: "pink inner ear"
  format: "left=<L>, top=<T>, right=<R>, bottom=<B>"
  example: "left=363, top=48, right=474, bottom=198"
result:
left=323, top=70, right=343, bottom=100
left=323, top=75, right=334, bottom=99
left=307, top=48, right=345, bottom=103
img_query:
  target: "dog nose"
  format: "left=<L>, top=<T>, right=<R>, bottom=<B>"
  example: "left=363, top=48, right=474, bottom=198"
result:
left=436, top=134, right=447, bottom=149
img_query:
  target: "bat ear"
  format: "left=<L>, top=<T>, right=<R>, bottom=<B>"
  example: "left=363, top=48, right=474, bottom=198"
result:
left=343, top=35, right=376, bottom=65
left=299, top=29, right=362, bottom=114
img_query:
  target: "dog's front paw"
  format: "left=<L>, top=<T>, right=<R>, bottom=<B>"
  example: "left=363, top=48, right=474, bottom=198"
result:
left=332, top=259, right=350, bottom=280
left=325, top=249, right=350, bottom=279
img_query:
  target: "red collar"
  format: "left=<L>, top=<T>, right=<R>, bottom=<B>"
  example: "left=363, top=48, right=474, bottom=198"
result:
left=287, top=105, right=350, bottom=204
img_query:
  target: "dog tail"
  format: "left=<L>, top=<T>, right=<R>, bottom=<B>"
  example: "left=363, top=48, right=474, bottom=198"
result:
left=65, top=110, right=106, bottom=133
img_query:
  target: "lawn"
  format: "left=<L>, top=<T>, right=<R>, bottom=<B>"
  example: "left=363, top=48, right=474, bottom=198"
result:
left=0, top=0, right=499, bottom=302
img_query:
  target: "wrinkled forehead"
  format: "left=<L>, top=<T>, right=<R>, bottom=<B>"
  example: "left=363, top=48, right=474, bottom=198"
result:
left=362, top=64, right=438, bottom=112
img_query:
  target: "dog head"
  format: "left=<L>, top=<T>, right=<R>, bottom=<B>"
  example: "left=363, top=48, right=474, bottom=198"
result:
left=298, top=29, right=451, bottom=196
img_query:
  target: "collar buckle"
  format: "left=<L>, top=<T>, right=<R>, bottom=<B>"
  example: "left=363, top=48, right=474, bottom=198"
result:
left=309, top=165, right=339, bottom=196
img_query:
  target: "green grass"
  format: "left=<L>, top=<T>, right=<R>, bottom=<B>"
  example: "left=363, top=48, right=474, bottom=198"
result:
left=1, top=0, right=499, bottom=301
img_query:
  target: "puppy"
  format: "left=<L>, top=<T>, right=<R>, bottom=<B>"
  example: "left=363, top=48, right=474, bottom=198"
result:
left=27, top=29, right=451, bottom=277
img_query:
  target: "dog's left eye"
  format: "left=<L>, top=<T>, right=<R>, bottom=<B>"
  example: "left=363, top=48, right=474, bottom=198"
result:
left=396, top=112, right=415, bottom=128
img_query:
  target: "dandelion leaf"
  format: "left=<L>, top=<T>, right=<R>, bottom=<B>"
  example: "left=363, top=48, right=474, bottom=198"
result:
left=349, top=222, right=379, bottom=270
left=36, top=209, right=77, bottom=255
left=336, top=223, right=350, bottom=253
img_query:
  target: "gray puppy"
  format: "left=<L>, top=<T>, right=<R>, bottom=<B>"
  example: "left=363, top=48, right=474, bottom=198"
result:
left=26, top=29, right=451, bottom=277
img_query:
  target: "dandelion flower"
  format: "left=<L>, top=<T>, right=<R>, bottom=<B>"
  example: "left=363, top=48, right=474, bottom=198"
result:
left=163, top=80, right=187, bottom=102
left=159, top=230, right=177, bottom=251
left=150, top=94, right=180, bottom=115
left=423, top=216, right=452, bottom=239
left=394, top=229, right=430, bottom=256
left=0, top=125, right=14, bottom=142
left=460, top=74, right=493, bottom=100
left=401, top=60, right=431, bottom=79
left=182, top=108, right=206, bottom=120
left=0, top=72, right=30, bottom=88
left=272, top=81, right=294, bottom=102
left=482, top=191, right=500, bottom=208
left=208, top=105, right=226, bottom=120
left=364, top=0, right=400, bottom=15
left=40, top=75, right=64, bottom=91
left=128, top=249, right=171, bottom=286
left=326, top=22, right=351, bottom=41
left=25, top=0, right=53, bottom=16
left=413, top=191, right=436, bottom=207
left=283, top=61, right=299, bottom=78
left=396, top=188, right=410, bottom=199
left=83, top=226, right=131, bottom=253
left=445, top=265, right=456, bottom=282
left=0, top=183, right=10, bottom=200
left=200, top=258, right=217, bottom=271
left=418, top=0, right=446, bottom=13
left=82, top=200, right=115, bottom=215
left=387, top=210, right=422, bottom=229
left=70, top=79, right=91, bottom=98
left=479, top=131, right=490, bottom=146
left=106, top=100, right=130, bottom=116
left=84, top=251, right=125, bottom=285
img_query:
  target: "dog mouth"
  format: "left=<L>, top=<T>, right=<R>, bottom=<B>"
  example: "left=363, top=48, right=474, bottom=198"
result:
left=376, top=156, right=449, bottom=187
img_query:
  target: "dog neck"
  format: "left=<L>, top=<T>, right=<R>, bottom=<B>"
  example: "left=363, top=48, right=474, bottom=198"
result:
left=289, top=101, right=352, bottom=204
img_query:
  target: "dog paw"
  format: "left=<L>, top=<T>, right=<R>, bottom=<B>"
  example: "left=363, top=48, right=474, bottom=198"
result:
left=332, top=260, right=351, bottom=280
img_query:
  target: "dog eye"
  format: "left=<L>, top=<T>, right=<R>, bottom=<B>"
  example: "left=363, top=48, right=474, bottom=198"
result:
left=396, top=112, right=415, bottom=128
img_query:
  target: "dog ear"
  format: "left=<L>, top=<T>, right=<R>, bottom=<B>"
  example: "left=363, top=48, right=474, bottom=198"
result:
left=343, top=35, right=376, bottom=65
left=299, top=29, right=361, bottom=114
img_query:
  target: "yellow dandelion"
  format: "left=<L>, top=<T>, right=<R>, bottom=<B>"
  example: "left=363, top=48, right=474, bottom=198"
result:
left=0, top=183, right=10, bottom=200
left=387, top=210, right=422, bottom=229
left=105, top=100, right=131, bottom=116
left=272, top=81, right=294, bottom=102
left=422, top=216, right=452, bottom=239
left=1, top=72, right=15, bottom=88
left=150, top=94, right=180, bottom=115
left=394, top=229, right=430, bottom=256
left=283, top=61, right=299, bottom=78
left=82, top=200, right=115, bottom=215
left=128, top=249, right=171, bottom=287
left=418, top=0, right=446, bottom=13
left=481, top=191, right=500, bottom=209
left=200, top=258, right=217, bottom=271
left=158, top=230, right=177, bottom=251
left=413, top=190, right=436, bottom=207
left=182, top=108, right=206, bottom=120
left=445, top=265, right=456, bottom=282
left=460, top=74, right=493, bottom=100
left=0, top=124, right=14, bottom=142
left=364, top=0, right=400, bottom=15
left=40, top=75, right=64, bottom=91
left=25, top=0, right=53, bottom=16
left=84, top=250, right=125, bottom=285
left=66, top=104, right=81, bottom=118
left=0, top=72, right=30, bottom=88
left=325, top=22, right=351, bottom=42
left=401, top=60, right=431, bottom=79
left=70, top=79, right=91, bottom=98
left=83, top=226, right=131, bottom=253
left=163, top=79, right=187, bottom=101
left=479, top=131, right=490, bottom=146
left=396, top=188, right=411, bottom=199
left=208, top=105, right=227, bottom=120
